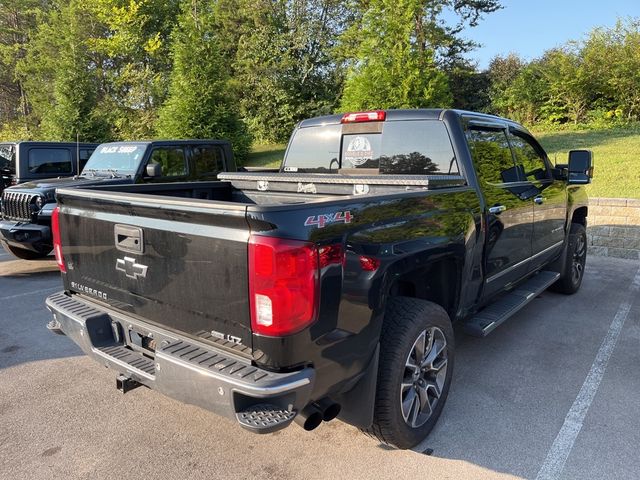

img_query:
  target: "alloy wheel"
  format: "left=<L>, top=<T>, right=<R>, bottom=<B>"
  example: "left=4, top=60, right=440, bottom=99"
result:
left=400, top=327, right=448, bottom=428
left=572, top=233, right=586, bottom=285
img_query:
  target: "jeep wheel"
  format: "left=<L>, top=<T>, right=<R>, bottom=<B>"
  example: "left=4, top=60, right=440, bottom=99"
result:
left=365, top=297, right=454, bottom=449
left=2, top=244, right=52, bottom=260
left=549, top=223, right=587, bottom=295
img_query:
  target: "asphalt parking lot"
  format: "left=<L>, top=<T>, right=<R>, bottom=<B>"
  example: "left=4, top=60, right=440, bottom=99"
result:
left=0, top=251, right=638, bottom=480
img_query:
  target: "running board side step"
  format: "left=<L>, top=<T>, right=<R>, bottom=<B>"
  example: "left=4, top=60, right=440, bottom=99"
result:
left=463, top=271, right=560, bottom=337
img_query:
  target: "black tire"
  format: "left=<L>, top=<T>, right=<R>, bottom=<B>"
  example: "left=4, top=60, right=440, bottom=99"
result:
left=2, top=243, right=52, bottom=260
left=364, top=297, right=454, bottom=449
left=549, top=223, right=587, bottom=295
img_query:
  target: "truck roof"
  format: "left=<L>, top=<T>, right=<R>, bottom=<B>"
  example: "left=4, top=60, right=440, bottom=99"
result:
left=297, top=108, right=524, bottom=129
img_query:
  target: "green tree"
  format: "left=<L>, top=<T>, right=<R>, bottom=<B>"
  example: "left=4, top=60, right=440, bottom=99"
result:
left=580, top=26, right=617, bottom=118
left=340, top=0, right=450, bottom=111
left=340, top=0, right=500, bottom=111
left=89, top=0, right=180, bottom=139
left=17, top=1, right=110, bottom=141
left=487, top=54, right=547, bottom=124
left=218, top=0, right=351, bottom=143
left=10, top=0, right=179, bottom=141
left=0, top=0, right=44, bottom=139
left=605, top=20, right=640, bottom=120
left=156, top=0, right=251, bottom=160
left=447, top=60, right=491, bottom=112
left=488, top=18, right=640, bottom=126
left=487, top=53, right=524, bottom=117
left=577, top=19, right=640, bottom=122
left=538, top=47, right=591, bottom=124
left=508, top=62, right=547, bottom=125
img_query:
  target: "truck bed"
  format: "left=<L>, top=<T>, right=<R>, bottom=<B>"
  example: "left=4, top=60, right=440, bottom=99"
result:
left=71, top=171, right=467, bottom=206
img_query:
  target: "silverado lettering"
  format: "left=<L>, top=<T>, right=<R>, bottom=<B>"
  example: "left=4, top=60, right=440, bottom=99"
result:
left=70, top=282, right=107, bottom=300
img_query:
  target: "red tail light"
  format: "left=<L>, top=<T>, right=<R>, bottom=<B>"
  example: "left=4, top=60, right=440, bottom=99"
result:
left=359, top=255, right=380, bottom=271
left=51, top=206, right=66, bottom=273
left=341, top=110, right=386, bottom=123
left=248, top=236, right=319, bottom=336
left=318, top=244, right=344, bottom=268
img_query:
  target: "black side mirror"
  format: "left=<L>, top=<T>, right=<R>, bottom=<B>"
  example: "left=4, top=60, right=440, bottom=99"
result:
left=146, top=163, right=162, bottom=178
left=567, top=150, right=593, bottom=184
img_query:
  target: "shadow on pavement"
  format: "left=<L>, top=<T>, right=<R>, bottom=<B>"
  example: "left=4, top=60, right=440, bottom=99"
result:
left=0, top=320, right=81, bottom=371
left=0, top=257, right=79, bottom=370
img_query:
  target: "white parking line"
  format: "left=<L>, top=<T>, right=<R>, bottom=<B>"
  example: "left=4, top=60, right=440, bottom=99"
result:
left=0, top=286, right=60, bottom=302
left=535, top=264, right=640, bottom=480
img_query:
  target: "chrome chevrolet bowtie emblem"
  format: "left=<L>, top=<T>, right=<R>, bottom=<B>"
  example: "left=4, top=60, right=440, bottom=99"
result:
left=115, top=256, right=148, bottom=280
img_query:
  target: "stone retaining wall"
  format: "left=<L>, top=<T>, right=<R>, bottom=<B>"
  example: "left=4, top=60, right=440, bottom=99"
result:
left=587, top=198, right=640, bottom=260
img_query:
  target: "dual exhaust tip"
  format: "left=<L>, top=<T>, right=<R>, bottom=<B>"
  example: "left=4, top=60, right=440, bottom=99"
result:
left=294, top=398, right=341, bottom=431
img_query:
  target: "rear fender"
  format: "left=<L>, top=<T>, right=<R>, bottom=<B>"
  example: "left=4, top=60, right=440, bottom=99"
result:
left=337, top=250, right=463, bottom=429
left=381, top=248, right=464, bottom=321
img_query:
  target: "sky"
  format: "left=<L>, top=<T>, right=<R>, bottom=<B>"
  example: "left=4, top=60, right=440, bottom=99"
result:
left=453, top=0, right=639, bottom=69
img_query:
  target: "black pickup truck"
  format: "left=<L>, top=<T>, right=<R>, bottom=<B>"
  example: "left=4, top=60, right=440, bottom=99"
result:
left=1, top=140, right=234, bottom=259
left=45, top=109, right=592, bottom=449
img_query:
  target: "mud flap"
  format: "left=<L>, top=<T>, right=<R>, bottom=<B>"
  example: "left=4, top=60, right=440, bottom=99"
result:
left=335, top=343, right=379, bottom=429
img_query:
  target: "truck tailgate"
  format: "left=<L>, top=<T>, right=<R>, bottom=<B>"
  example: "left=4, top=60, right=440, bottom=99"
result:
left=56, top=190, right=253, bottom=353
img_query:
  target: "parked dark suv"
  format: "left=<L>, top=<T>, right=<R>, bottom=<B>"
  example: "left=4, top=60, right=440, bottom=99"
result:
left=1, top=139, right=236, bottom=259
left=0, top=141, right=98, bottom=195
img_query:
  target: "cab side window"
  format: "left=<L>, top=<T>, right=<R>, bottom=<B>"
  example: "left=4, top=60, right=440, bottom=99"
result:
left=465, top=128, right=516, bottom=184
left=28, top=148, right=72, bottom=174
left=507, top=131, right=550, bottom=182
left=148, top=147, right=187, bottom=177
left=379, top=121, right=459, bottom=175
left=192, top=145, right=223, bottom=177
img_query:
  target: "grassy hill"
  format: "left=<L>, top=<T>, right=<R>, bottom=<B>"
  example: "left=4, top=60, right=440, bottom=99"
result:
left=245, top=143, right=286, bottom=168
left=534, top=124, right=640, bottom=199
left=246, top=124, right=640, bottom=199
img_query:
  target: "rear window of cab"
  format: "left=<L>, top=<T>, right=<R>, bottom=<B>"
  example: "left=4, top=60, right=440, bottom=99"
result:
left=283, top=120, right=459, bottom=175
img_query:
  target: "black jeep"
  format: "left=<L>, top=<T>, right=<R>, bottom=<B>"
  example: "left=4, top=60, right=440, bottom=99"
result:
left=0, top=140, right=235, bottom=259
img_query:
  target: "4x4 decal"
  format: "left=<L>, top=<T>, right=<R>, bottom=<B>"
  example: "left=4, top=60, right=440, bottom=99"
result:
left=304, top=211, right=352, bottom=229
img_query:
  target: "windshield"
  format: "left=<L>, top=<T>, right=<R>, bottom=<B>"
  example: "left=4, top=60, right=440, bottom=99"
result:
left=283, top=120, right=459, bottom=175
left=0, top=144, right=16, bottom=172
left=82, top=143, right=147, bottom=175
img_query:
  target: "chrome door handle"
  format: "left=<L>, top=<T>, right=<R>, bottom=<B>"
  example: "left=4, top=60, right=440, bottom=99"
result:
left=534, top=196, right=544, bottom=205
left=488, top=205, right=507, bottom=214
